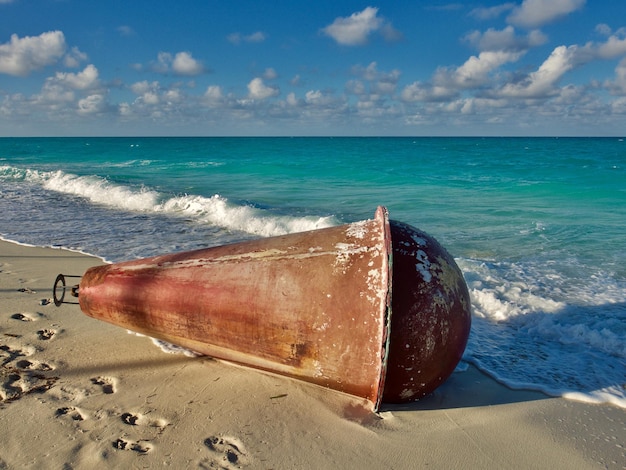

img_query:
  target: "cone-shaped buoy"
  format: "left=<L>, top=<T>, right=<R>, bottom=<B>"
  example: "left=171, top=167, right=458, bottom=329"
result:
left=68, top=207, right=470, bottom=410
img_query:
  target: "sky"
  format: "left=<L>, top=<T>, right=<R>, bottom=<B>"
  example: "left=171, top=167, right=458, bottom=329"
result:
left=1, top=0, right=626, bottom=136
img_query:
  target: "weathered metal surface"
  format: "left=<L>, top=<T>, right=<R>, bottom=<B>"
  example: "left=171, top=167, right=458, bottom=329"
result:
left=382, top=221, right=471, bottom=403
left=79, top=206, right=393, bottom=408
left=75, top=206, right=471, bottom=410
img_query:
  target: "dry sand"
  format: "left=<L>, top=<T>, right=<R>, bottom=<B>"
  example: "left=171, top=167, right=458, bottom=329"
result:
left=1, top=239, right=624, bottom=469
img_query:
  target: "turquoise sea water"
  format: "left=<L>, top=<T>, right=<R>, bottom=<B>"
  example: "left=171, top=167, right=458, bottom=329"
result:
left=1, top=137, right=625, bottom=407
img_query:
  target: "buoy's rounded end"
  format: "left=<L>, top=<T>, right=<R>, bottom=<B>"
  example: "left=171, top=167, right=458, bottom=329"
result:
left=382, top=221, right=471, bottom=403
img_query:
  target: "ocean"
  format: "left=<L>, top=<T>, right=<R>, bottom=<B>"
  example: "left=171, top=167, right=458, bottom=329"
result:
left=1, top=136, right=624, bottom=408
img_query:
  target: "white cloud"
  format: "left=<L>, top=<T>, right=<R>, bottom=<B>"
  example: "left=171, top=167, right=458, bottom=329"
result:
left=346, top=79, right=366, bottom=95
left=470, top=3, right=515, bottom=20
left=35, top=81, right=75, bottom=105
left=351, top=62, right=401, bottom=95
left=152, top=51, right=204, bottom=75
left=465, top=26, right=547, bottom=52
left=595, top=35, right=626, bottom=59
left=321, top=7, right=400, bottom=46
left=54, top=64, right=99, bottom=90
left=164, top=89, right=183, bottom=104
left=305, top=90, right=324, bottom=104
left=401, top=82, right=458, bottom=103
left=203, top=85, right=225, bottom=108
left=497, top=45, right=577, bottom=98
left=130, top=80, right=162, bottom=105
left=130, top=80, right=154, bottom=95
left=153, top=52, right=172, bottom=74
left=0, top=31, right=66, bottom=76
left=142, top=92, right=159, bottom=105
left=247, top=77, right=279, bottom=100
left=286, top=92, right=299, bottom=106
left=172, top=51, right=203, bottom=75
left=507, top=0, right=586, bottom=29
left=77, top=94, right=106, bottom=115
left=227, top=31, right=267, bottom=45
left=63, top=46, right=88, bottom=68
left=605, top=58, right=626, bottom=95
left=447, top=50, right=524, bottom=88
left=204, top=85, right=223, bottom=100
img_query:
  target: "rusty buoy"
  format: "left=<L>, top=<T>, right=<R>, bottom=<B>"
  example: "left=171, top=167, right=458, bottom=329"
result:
left=57, top=207, right=470, bottom=410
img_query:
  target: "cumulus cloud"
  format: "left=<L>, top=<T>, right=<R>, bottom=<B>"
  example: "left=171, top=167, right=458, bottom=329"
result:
left=401, top=82, right=459, bottom=103
left=63, top=46, right=88, bottom=68
left=0, top=31, right=66, bottom=76
left=507, top=0, right=586, bottom=29
left=464, top=26, right=547, bottom=52
left=203, top=85, right=225, bottom=108
left=594, top=34, right=626, bottom=59
left=204, top=85, right=223, bottom=100
left=286, top=92, right=299, bottom=106
left=227, top=31, right=267, bottom=45
left=445, top=50, right=525, bottom=89
left=54, top=64, right=100, bottom=90
left=34, top=81, right=75, bottom=105
left=172, top=51, right=203, bottom=75
left=78, top=94, right=107, bottom=115
left=152, top=51, right=204, bottom=75
left=247, top=77, right=279, bottom=100
left=321, top=7, right=400, bottom=46
left=607, top=58, right=626, bottom=95
left=496, top=45, right=577, bottom=98
left=26, top=64, right=102, bottom=116
left=351, top=62, right=400, bottom=95
left=130, top=80, right=161, bottom=105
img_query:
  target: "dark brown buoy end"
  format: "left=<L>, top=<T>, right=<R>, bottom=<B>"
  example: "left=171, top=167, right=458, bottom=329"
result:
left=382, top=220, right=471, bottom=404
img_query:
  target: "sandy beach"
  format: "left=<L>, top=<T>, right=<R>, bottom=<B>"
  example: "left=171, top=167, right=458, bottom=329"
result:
left=1, top=239, right=624, bottom=469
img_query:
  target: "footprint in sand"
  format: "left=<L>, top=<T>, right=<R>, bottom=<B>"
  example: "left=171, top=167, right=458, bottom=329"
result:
left=56, top=406, right=86, bottom=421
left=120, top=411, right=169, bottom=431
left=1, top=342, right=58, bottom=404
left=15, top=359, right=54, bottom=372
left=121, top=412, right=140, bottom=425
left=11, top=313, right=36, bottom=322
left=1, top=343, right=35, bottom=365
left=202, top=435, right=250, bottom=469
left=37, top=329, right=56, bottom=341
left=91, top=376, right=117, bottom=394
left=0, top=368, right=58, bottom=403
left=113, top=438, right=153, bottom=454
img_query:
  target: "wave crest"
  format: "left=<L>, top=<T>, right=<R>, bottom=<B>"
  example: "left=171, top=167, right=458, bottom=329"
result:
left=1, top=165, right=337, bottom=237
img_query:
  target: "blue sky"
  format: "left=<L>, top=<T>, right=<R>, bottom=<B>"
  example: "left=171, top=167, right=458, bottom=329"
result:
left=1, top=0, right=626, bottom=136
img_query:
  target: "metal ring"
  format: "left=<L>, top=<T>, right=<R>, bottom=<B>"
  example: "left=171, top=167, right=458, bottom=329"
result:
left=53, top=274, right=66, bottom=307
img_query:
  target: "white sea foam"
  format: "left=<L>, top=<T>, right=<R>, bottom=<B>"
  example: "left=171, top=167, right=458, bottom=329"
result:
left=1, top=165, right=337, bottom=237
left=39, top=169, right=160, bottom=212
left=458, top=257, right=626, bottom=409
left=159, top=194, right=335, bottom=236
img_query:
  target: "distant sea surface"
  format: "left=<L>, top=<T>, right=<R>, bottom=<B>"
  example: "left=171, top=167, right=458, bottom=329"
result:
left=1, top=136, right=624, bottom=408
